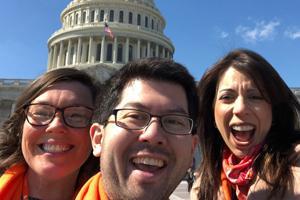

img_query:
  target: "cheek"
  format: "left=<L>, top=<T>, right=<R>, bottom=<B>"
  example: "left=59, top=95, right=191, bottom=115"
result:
left=21, top=123, right=38, bottom=159
left=214, top=105, right=229, bottom=132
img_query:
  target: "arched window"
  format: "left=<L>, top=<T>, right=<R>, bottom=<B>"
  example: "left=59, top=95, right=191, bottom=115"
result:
left=129, top=45, right=133, bottom=61
left=100, top=10, right=104, bottom=21
left=119, top=11, right=124, bottom=23
left=117, top=44, right=123, bottom=62
left=106, top=43, right=113, bottom=61
left=96, top=43, right=101, bottom=61
left=82, top=11, right=87, bottom=23
left=90, top=10, right=95, bottom=23
left=128, top=12, right=133, bottom=24
left=69, top=16, right=73, bottom=27
left=137, top=14, right=141, bottom=26
left=151, top=19, right=154, bottom=29
left=145, top=16, right=148, bottom=28
left=109, top=10, right=114, bottom=22
left=75, top=13, right=79, bottom=25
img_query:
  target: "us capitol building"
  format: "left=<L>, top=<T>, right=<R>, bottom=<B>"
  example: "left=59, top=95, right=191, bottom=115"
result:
left=0, top=0, right=175, bottom=124
left=0, top=0, right=299, bottom=125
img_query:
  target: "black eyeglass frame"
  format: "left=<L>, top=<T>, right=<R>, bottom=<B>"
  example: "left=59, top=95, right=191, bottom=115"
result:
left=24, top=103, right=94, bottom=128
left=111, top=108, right=194, bottom=135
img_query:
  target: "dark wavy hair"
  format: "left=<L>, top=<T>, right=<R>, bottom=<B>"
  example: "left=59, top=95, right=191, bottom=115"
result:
left=195, top=49, right=300, bottom=199
left=93, top=57, right=199, bottom=134
left=0, top=67, right=100, bottom=188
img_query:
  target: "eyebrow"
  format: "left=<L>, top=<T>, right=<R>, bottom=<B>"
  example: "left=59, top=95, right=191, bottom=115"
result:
left=119, top=102, right=189, bottom=115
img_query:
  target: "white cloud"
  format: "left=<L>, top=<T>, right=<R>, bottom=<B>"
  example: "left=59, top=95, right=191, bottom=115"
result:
left=284, top=28, right=300, bottom=40
left=235, top=20, right=280, bottom=43
left=220, top=31, right=229, bottom=38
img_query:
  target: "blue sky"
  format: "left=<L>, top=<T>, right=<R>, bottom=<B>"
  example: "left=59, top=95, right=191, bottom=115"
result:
left=1, top=0, right=300, bottom=87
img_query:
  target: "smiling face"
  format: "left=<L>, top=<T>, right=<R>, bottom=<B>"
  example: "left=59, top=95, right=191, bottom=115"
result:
left=90, top=79, right=198, bottom=200
left=214, top=67, right=272, bottom=158
left=22, top=81, right=92, bottom=183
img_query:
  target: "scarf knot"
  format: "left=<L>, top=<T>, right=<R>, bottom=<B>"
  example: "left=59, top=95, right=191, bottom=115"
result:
left=222, top=145, right=261, bottom=200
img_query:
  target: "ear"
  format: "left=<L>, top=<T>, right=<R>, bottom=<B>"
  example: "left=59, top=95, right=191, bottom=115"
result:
left=90, top=123, right=104, bottom=157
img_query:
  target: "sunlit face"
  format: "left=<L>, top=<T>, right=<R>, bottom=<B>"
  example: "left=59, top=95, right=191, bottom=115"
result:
left=214, top=67, right=272, bottom=158
left=90, top=79, right=198, bottom=200
left=22, top=81, right=93, bottom=183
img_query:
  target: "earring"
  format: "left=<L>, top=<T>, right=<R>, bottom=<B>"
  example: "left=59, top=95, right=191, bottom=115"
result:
left=93, top=145, right=101, bottom=156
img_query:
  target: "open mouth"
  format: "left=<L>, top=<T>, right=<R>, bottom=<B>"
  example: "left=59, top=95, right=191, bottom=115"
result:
left=131, top=157, right=166, bottom=172
left=39, top=143, right=73, bottom=153
left=231, top=125, right=255, bottom=143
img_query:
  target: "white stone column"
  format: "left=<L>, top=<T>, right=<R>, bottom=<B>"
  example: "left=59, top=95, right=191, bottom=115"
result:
left=76, top=38, right=82, bottom=64
left=66, top=39, right=72, bottom=65
left=88, top=36, right=94, bottom=63
left=100, top=36, right=105, bottom=63
left=52, top=44, right=58, bottom=68
left=113, top=36, right=117, bottom=64
left=155, top=44, right=159, bottom=57
left=47, top=47, right=53, bottom=70
left=137, top=39, right=141, bottom=59
left=147, top=41, right=151, bottom=57
left=125, top=37, right=129, bottom=63
left=82, top=43, right=88, bottom=63
left=58, top=41, right=64, bottom=67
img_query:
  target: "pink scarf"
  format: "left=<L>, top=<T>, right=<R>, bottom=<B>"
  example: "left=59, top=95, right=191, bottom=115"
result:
left=222, top=145, right=261, bottom=200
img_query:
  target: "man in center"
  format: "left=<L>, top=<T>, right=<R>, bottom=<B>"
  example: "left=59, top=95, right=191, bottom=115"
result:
left=76, top=58, right=199, bottom=200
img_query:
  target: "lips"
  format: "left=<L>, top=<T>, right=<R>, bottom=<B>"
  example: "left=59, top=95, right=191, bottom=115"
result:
left=40, top=143, right=73, bottom=153
left=231, top=125, right=255, bottom=142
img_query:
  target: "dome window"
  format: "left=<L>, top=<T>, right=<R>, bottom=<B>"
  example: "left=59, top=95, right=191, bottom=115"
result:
left=128, top=12, right=133, bottom=24
left=109, top=10, right=114, bottom=22
left=119, top=11, right=124, bottom=23
left=137, top=14, right=141, bottom=26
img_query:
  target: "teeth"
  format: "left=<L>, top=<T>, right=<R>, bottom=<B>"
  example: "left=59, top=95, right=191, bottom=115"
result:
left=232, top=125, right=254, bottom=131
left=132, top=157, right=164, bottom=167
left=42, top=144, right=71, bottom=153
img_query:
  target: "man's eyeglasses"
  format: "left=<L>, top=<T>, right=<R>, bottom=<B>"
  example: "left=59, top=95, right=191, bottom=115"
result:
left=25, top=103, right=93, bottom=128
left=111, top=108, right=193, bottom=135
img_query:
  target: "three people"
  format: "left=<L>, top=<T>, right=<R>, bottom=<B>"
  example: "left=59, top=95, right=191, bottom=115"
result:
left=0, top=68, right=99, bottom=200
left=75, top=58, right=199, bottom=199
left=192, top=49, right=300, bottom=199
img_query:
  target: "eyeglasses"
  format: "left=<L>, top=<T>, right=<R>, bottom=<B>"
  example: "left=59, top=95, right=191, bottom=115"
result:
left=25, top=103, right=93, bottom=128
left=111, top=108, right=193, bottom=135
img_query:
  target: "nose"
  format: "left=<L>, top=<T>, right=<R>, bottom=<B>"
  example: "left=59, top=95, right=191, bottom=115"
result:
left=232, top=96, right=249, bottom=115
left=46, top=112, right=67, bottom=133
left=138, top=118, right=167, bottom=145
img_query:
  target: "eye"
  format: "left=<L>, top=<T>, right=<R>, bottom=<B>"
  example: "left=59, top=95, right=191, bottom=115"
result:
left=29, top=108, right=52, bottom=119
left=247, top=91, right=264, bottom=100
left=124, top=112, right=147, bottom=121
left=217, top=93, right=235, bottom=103
left=67, top=113, right=87, bottom=122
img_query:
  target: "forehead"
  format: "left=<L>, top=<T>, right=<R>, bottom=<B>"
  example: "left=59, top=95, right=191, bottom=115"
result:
left=217, top=67, right=256, bottom=89
left=32, top=81, right=93, bottom=106
left=117, top=79, right=188, bottom=113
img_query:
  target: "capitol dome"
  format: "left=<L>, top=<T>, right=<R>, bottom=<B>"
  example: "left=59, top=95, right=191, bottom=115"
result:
left=47, top=0, right=174, bottom=82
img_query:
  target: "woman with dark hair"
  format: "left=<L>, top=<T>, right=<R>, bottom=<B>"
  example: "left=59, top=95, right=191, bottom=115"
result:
left=191, top=49, right=300, bottom=199
left=0, top=68, right=99, bottom=200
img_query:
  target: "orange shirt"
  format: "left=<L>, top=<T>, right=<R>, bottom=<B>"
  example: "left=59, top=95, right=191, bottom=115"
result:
left=0, top=163, right=28, bottom=200
left=75, top=173, right=109, bottom=200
